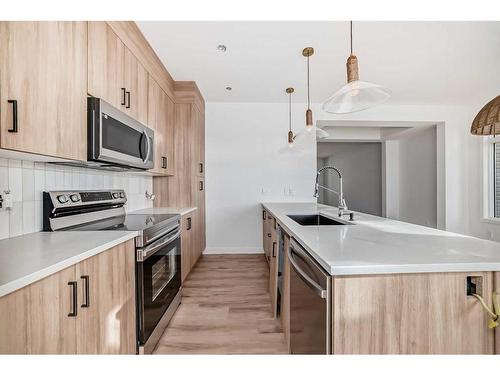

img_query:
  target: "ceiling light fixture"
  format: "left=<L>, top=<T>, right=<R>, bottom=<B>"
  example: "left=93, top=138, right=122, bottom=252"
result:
left=322, top=21, right=391, bottom=114
left=217, top=44, right=227, bottom=52
left=470, top=95, right=500, bottom=136
left=279, top=87, right=304, bottom=154
left=295, top=47, right=328, bottom=142
left=225, top=86, right=232, bottom=91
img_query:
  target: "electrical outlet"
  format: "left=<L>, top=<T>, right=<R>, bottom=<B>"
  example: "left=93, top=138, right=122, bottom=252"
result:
left=466, top=276, right=483, bottom=296
left=0, top=190, right=13, bottom=209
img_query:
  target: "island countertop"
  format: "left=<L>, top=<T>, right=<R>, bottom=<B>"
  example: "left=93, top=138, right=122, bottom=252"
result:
left=262, top=202, right=500, bottom=276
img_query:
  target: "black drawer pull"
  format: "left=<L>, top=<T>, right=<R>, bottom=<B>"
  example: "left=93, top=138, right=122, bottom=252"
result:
left=199, top=163, right=204, bottom=173
left=272, top=242, right=277, bottom=257
left=7, top=100, right=18, bottom=133
left=121, top=88, right=126, bottom=106
left=68, top=281, right=78, bottom=317
left=80, top=275, right=90, bottom=308
left=262, top=210, right=266, bottom=220
left=199, top=180, right=204, bottom=191
left=187, top=217, right=192, bottom=230
left=126, top=91, right=131, bottom=108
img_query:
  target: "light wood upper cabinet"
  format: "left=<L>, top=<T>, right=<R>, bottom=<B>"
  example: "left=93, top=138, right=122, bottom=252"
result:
left=148, top=76, right=174, bottom=176
left=28, top=265, right=77, bottom=354
left=124, top=46, right=148, bottom=124
left=75, top=240, right=136, bottom=354
left=0, top=21, right=87, bottom=161
left=88, top=21, right=148, bottom=125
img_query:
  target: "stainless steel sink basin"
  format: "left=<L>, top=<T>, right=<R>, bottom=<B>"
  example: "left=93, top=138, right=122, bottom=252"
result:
left=287, top=214, right=349, bottom=226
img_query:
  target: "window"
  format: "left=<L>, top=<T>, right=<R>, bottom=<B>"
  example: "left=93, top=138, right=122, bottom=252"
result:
left=484, top=138, right=500, bottom=221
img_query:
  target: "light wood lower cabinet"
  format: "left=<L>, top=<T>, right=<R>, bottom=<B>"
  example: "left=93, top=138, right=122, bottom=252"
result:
left=181, top=213, right=194, bottom=282
left=281, top=234, right=291, bottom=352
left=75, top=240, right=136, bottom=354
left=332, top=272, right=496, bottom=354
left=269, top=218, right=279, bottom=318
left=0, top=21, right=87, bottom=161
left=0, top=239, right=136, bottom=354
left=496, top=272, right=500, bottom=354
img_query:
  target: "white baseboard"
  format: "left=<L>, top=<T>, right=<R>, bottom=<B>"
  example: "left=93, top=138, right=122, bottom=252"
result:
left=203, top=247, right=264, bottom=255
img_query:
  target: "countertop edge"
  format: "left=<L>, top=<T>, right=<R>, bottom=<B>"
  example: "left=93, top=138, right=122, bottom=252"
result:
left=0, top=231, right=138, bottom=298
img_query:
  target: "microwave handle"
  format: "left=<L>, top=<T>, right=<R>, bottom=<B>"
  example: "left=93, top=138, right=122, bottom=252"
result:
left=141, top=130, right=151, bottom=164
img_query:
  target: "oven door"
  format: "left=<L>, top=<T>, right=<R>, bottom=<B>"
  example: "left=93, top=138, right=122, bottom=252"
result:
left=88, top=97, right=154, bottom=170
left=136, top=226, right=181, bottom=346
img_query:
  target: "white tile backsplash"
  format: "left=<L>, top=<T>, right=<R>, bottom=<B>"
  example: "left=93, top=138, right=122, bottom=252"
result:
left=0, top=158, right=153, bottom=239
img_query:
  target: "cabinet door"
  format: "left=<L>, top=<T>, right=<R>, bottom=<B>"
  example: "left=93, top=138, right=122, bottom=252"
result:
left=0, top=288, right=29, bottom=354
left=0, top=21, right=87, bottom=161
left=148, top=76, right=174, bottom=176
left=281, top=234, right=291, bottom=352
left=193, top=106, right=205, bottom=177
left=75, top=240, right=136, bottom=354
left=27, top=266, right=77, bottom=354
left=124, top=46, right=148, bottom=124
left=269, top=218, right=279, bottom=318
left=88, top=21, right=125, bottom=111
left=181, top=214, right=193, bottom=282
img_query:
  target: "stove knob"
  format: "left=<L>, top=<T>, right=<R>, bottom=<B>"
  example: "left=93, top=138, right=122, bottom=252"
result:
left=70, top=194, right=80, bottom=202
left=112, top=192, right=120, bottom=199
left=119, top=192, right=125, bottom=198
left=57, top=195, right=69, bottom=204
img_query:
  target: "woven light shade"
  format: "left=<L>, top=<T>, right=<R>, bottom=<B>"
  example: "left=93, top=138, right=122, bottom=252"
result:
left=471, top=95, right=500, bottom=135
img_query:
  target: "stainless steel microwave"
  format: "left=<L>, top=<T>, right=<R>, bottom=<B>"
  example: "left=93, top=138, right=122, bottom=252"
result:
left=88, top=97, right=154, bottom=170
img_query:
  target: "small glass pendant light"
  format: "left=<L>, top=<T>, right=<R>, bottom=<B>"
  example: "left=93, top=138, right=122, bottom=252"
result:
left=279, top=88, right=304, bottom=154
left=296, top=47, right=328, bottom=141
left=322, top=21, right=391, bottom=114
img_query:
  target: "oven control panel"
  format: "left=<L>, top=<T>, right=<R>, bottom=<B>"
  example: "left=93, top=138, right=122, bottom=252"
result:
left=46, top=190, right=127, bottom=209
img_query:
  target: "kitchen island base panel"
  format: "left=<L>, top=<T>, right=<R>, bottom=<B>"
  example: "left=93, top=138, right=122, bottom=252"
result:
left=332, top=272, right=495, bottom=354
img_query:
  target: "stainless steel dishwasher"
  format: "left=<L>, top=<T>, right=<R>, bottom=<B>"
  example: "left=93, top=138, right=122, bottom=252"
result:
left=288, top=238, right=331, bottom=354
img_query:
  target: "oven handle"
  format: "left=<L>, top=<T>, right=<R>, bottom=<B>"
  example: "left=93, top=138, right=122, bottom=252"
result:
left=288, top=243, right=327, bottom=299
left=137, top=226, right=181, bottom=262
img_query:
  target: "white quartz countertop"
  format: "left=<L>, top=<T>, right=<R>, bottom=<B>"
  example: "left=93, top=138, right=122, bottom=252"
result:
left=262, top=202, right=500, bottom=276
left=0, top=231, right=137, bottom=298
left=130, top=206, right=197, bottom=216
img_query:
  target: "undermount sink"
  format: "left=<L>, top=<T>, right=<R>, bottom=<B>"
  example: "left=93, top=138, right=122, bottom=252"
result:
left=287, top=214, right=349, bottom=226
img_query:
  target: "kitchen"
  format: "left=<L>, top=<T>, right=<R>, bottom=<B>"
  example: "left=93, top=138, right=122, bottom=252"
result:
left=1, top=1, right=500, bottom=372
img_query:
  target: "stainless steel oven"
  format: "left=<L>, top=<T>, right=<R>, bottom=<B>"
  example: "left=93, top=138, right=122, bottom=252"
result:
left=88, top=97, right=154, bottom=170
left=289, top=238, right=331, bottom=354
left=136, top=223, right=182, bottom=354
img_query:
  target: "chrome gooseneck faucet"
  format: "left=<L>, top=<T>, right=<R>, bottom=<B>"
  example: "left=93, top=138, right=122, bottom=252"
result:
left=314, top=166, right=351, bottom=218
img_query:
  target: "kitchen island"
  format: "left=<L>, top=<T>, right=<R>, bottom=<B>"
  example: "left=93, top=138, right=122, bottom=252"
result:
left=262, top=202, right=500, bottom=354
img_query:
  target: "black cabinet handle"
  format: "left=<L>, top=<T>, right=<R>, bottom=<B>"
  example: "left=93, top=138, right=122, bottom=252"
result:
left=161, top=156, right=167, bottom=169
left=262, top=210, right=266, bottom=220
left=272, top=242, right=277, bottom=257
left=187, top=217, right=192, bottom=230
left=80, top=275, right=90, bottom=308
left=7, top=100, right=18, bottom=133
left=126, top=91, right=131, bottom=108
left=267, top=233, right=271, bottom=238
left=199, top=163, right=204, bottom=174
left=199, top=181, right=204, bottom=191
left=121, top=88, right=126, bottom=106
left=68, top=281, right=78, bottom=317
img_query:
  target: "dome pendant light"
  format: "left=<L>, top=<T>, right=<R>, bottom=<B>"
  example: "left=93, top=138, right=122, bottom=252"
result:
left=296, top=47, right=328, bottom=142
left=322, top=21, right=391, bottom=114
left=279, top=88, right=304, bottom=154
left=470, top=95, right=500, bottom=136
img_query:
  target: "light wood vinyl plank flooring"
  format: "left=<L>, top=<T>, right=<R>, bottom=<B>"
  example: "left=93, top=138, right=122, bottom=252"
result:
left=153, top=254, right=288, bottom=354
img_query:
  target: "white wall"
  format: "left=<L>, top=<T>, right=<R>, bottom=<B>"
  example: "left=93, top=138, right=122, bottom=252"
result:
left=0, top=158, right=153, bottom=240
left=205, top=102, right=316, bottom=253
left=317, top=142, right=382, bottom=216
left=396, top=126, right=437, bottom=228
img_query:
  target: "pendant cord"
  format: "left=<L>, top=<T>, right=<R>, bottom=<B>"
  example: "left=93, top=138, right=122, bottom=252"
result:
left=350, top=21, right=353, bottom=56
left=307, top=56, right=311, bottom=109
left=289, top=91, right=292, bottom=132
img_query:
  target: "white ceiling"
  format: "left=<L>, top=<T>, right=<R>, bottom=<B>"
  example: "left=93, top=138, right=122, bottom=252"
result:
left=137, top=21, right=500, bottom=105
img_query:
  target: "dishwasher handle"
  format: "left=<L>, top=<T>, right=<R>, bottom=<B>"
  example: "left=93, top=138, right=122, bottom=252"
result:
left=288, top=244, right=327, bottom=299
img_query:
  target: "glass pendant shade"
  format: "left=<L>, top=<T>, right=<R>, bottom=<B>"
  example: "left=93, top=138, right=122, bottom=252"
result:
left=295, top=125, right=329, bottom=144
left=322, top=79, right=391, bottom=114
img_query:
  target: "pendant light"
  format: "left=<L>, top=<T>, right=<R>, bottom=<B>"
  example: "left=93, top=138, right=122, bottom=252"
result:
left=296, top=47, right=328, bottom=141
left=279, top=88, right=304, bottom=154
left=470, top=95, right=500, bottom=136
left=322, top=21, right=391, bottom=114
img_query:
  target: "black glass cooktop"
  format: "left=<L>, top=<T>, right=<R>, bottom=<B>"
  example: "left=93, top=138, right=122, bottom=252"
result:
left=65, top=213, right=178, bottom=232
